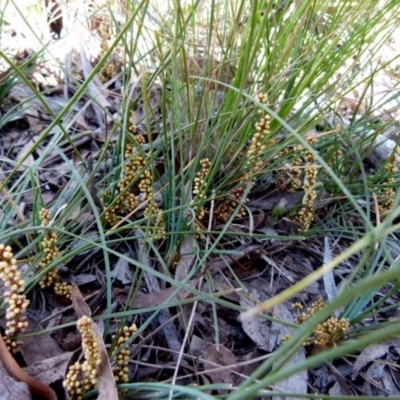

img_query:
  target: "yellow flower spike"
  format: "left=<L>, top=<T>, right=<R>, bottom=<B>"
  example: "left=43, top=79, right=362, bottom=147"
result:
left=0, top=244, right=29, bottom=352
left=111, top=324, right=137, bottom=388
left=378, top=153, right=398, bottom=213
left=37, top=210, right=72, bottom=297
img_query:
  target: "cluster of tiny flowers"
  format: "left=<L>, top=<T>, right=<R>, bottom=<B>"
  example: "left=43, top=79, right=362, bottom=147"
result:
left=313, top=317, right=350, bottom=347
left=246, top=92, right=271, bottom=173
left=103, top=121, right=166, bottom=239
left=291, top=138, right=319, bottom=233
left=214, top=186, right=248, bottom=222
left=143, top=200, right=166, bottom=241
left=290, top=297, right=350, bottom=347
left=378, top=151, right=399, bottom=213
left=214, top=94, right=271, bottom=223
left=293, top=296, right=324, bottom=325
left=104, top=129, right=145, bottom=226
left=112, top=324, right=137, bottom=387
left=0, top=244, right=29, bottom=352
left=95, top=9, right=118, bottom=83
left=64, top=316, right=101, bottom=399
left=279, top=144, right=303, bottom=190
left=64, top=362, right=88, bottom=400
left=38, top=209, right=72, bottom=299
left=192, top=158, right=211, bottom=220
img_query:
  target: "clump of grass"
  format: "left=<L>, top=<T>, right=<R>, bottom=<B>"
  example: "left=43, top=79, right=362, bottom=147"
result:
left=1, top=0, right=400, bottom=399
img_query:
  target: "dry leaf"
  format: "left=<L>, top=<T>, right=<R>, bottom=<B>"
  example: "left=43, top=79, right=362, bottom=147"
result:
left=71, top=285, right=118, bottom=400
left=0, top=359, right=31, bottom=400
left=16, top=140, right=36, bottom=169
left=92, top=323, right=118, bottom=400
left=71, top=284, right=91, bottom=318
left=201, top=344, right=239, bottom=386
left=352, top=342, right=394, bottom=379
left=272, top=304, right=307, bottom=400
left=23, top=352, right=72, bottom=386
left=175, top=235, right=195, bottom=283
left=328, top=364, right=351, bottom=396
left=239, top=282, right=271, bottom=351
left=190, top=336, right=239, bottom=388
left=273, top=348, right=307, bottom=400
left=365, top=362, right=399, bottom=395
left=113, top=278, right=199, bottom=308
left=0, top=335, right=56, bottom=400
left=110, top=252, right=133, bottom=285
left=269, top=303, right=292, bottom=351
left=20, top=320, right=63, bottom=366
left=323, top=237, right=343, bottom=317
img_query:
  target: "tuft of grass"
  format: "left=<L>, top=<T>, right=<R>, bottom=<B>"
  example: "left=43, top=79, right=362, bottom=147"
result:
left=1, top=0, right=400, bottom=398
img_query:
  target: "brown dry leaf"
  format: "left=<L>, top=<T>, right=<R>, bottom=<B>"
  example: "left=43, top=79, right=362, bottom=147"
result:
left=20, top=319, right=63, bottom=366
left=113, top=278, right=199, bottom=308
left=0, top=359, right=31, bottom=400
left=71, top=284, right=91, bottom=318
left=71, top=285, right=118, bottom=400
left=55, top=328, right=82, bottom=352
left=201, top=344, right=239, bottom=386
left=23, top=352, right=72, bottom=386
left=190, top=336, right=239, bottom=388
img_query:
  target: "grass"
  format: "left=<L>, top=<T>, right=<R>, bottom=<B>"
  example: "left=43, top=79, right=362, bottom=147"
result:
left=1, top=0, right=400, bottom=398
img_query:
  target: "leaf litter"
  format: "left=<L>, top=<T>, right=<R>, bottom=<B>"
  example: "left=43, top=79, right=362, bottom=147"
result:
left=0, top=1, right=400, bottom=399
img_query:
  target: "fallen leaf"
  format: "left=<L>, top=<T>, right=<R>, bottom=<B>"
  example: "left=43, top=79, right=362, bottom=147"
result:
left=352, top=341, right=396, bottom=379
left=0, top=358, right=31, bottom=400
left=16, top=140, right=36, bottom=169
left=110, top=251, right=133, bottom=285
left=71, top=286, right=118, bottom=400
left=175, top=235, right=195, bottom=283
left=71, top=284, right=91, bottom=318
left=273, top=347, right=307, bottom=400
left=0, top=335, right=56, bottom=400
left=92, top=322, right=118, bottom=400
left=190, top=336, right=239, bottom=388
left=269, top=303, right=293, bottom=351
left=23, top=352, right=72, bottom=386
left=365, top=362, right=399, bottom=395
left=20, top=319, right=63, bottom=366
left=239, top=281, right=271, bottom=351
left=323, top=237, right=343, bottom=317
left=272, top=303, right=307, bottom=400
left=201, top=344, right=239, bottom=386
left=113, top=278, right=199, bottom=308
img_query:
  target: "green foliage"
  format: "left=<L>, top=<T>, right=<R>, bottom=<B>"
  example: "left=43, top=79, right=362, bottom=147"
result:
left=1, top=0, right=400, bottom=398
